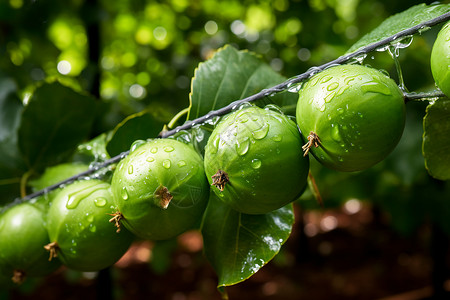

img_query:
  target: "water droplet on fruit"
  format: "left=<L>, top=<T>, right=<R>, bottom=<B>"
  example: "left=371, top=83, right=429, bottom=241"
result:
left=327, top=114, right=332, bottom=121
left=130, top=139, right=146, bottom=152
left=324, top=91, right=336, bottom=103
left=331, top=125, right=342, bottom=143
left=89, top=225, right=97, bottom=233
left=121, top=187, right=129, bottom=200
left=361, top=81, right=391, bottom=96
left=86, top=214, right=94, bottom=223
left=271, top=134, right=282, bottom=142
left=146, top=156, right=155, bottom=162
left=338, top=156, right=344, bottom=162
left=337, top=107, right=344, bottom=114
left=251, top=159, right=262, bottom=169
left=252, top=123, right=270, bottom=140
left=320, top=75, right=333, bottom=83
left=164, top=146, right=174, bottom=152
left=327, top=82, right=339, bottom=91
left=66, top=182, right=109, bottom=209
left=236, top=137, right=250, bottom=156
left=94, top=197, right=107, bottom=207
left=177, top=160, right=186, bottom=167
left=163, top=159, right=171, bottom=169
left=128, top=165, right=134, bottom=174
left=150, top=147, right=158, bottom=154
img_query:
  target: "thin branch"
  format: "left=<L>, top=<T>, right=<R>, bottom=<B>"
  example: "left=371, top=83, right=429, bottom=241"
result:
left=20, top=11, right=450, bottom=202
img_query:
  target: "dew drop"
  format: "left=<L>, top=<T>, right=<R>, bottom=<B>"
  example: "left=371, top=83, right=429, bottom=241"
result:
left=236, top=137, right=250, bottom=156
left=209, top=137, right=219, bottom=154
left=128, top=165, right=134, bottom=175
left=146, top=156, right=155, bottom=162
left=271, top=134, right=282, bottom=142
left=121, top=187, right=129, bottom=201
left=320, top=75, right=333, bottom=83
left=252, top=123, right=270, bottom=140
left=251, top=159, right=262, bottom=169
left=89, top=225, right=97, bottom=233
left=336, top=107, right=344, bottom=114
left=130, top=139, right=146, bottom=152
left=324, top=91, right=336, bottom=103
left=327, top=114, right=332, bottom=121
left=163, top=159, right=171, bottom=169
left=150, top=147, right=158, bottom=154
left=87, top=214, right=94, bottom=222
left=327, top=82, right=339, bottom=91
left=164, top=146, right=174, bottom=152
left=94, top=197, right=107, bottom=207
left=177, top=160, right=186, bottom=167
left=331, top=125, right=342, bottom=143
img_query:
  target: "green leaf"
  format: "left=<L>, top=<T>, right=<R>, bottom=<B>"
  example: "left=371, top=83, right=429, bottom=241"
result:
left=0, top=77, right=25, bottom=202
left=202, top=194, right=294, bottom=287
left=0, top=79, right=25, bottom=178
left=18, top=82, right=97, bottom=172
left=187, top=45, right=297, bottom=120
left=106, top=110, right=164, bottom=157
left=423, top=98, right=450, bottom=180
left=348, top=3, right=450, bottom=53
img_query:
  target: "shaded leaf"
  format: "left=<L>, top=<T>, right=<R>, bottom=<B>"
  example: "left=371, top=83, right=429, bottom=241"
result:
left=348, top=3, right=450, bottom=53
left=106, top=110, right=164, bottom=157
left=202, top=194, right=294, bottom=287
left=423, top=98, right=450, bottom=180
left=18, top=82, right=97, bottom=171
left=0, top=76, right=25, bottom=202
left=187, top=45, right=297, bottom=120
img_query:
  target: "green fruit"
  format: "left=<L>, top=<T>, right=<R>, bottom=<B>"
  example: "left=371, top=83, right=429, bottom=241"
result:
left=111, top=138, right=209, bottom=240
left=0, top=202, right=61, bottom=285
left=204, top=105, right=310, bottom=215
left=296, top=64, right=405, bottom=172
left=431, top=21, right=450, bottom=97
left=46, top=180, right=134, bottom=272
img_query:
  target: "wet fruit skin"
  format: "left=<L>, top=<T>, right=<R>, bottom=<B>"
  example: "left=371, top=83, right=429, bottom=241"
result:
left=204, top=105, right=310, bottom=215
left=46, top=179, right=134, bottom=272
left=0, top=202, right=61, bottom=284
left=431, top=21, right=450, bottom=97
left=111, top=138, right=209, bottom=240
left=296, top=64, right=405, bottom=172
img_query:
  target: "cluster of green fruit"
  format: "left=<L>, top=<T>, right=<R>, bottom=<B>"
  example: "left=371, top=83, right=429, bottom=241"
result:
left=1, top=20, right=449, bottom=289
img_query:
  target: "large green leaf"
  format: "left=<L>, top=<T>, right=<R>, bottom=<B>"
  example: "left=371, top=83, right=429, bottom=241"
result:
left=106, top=110, right=164, bottom=157
left=0, top=78, right=25, bottom=178
left=187, top=45, right=297, bottom=120
left=423, top=98, right=450, bottom=180
left=18, top=82, right=97, bottom=171
left=202, top=194, right=294, bottom=287
left=0, top=77, right=25, bottom=202
left=348, top=3, right=450, bottom=53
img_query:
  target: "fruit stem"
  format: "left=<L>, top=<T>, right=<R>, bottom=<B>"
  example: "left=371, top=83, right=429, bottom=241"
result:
left=12, top=270, right=25, bottom=284
left=44, top=242, right=59, bottom=261
left=211, top=170, right=229, bottom=192
left=108, top=212, right=124, bottom=233
left=302, top=131, right=321, bottom=157
left=154, top=184, right=173, bottom=209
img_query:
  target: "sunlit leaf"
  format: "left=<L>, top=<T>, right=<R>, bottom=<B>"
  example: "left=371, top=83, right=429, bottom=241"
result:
left=348, top=3, right=450, bottom=53
left=187, top=45, right=297, bottom=120
left=423, top=98, right=450, bottom=180
left=202, top=194, right=294, bottom=287
left=106, top=110, right=164, bottom=157
left=18, top=82, right=97, bottom=171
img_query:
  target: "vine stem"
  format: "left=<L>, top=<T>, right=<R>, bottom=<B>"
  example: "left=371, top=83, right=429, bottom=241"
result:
left=20, top=10, right=450, bottom=202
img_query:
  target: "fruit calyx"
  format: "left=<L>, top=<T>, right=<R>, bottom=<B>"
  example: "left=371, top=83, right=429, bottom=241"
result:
left=12, top=270, right=26, bottom=284
left=302, top=131, right=321, bottom=156
left=44, top=241, right=59, bottom=261
left=108, top=212, right=124, bottom=233
left=211, top=169, right=229, bottom=191
left=154, top=184, right=173, bottom=209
